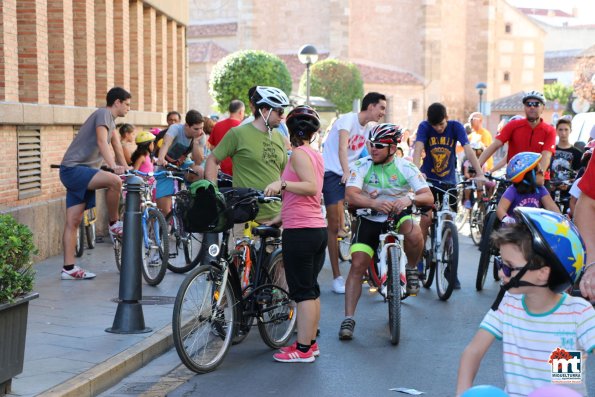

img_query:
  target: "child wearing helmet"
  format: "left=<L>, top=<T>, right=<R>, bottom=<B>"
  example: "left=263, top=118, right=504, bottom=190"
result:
left=457, top=207, right=595, bottom=397
left=496, top=152, right=559, bottom=224
left=131, top=131, right=156, bottom=173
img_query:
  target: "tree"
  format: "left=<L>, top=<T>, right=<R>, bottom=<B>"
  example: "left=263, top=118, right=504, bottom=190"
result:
left=299, top=59, right=364, bottom=113
left=573, top=50, right=595, bottom=108
left=543, top=82, right=573, bottom=106
left=209, top=50, right=292, bottom=113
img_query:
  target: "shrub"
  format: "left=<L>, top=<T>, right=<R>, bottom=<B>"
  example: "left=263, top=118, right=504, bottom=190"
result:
left=299, top=59, right=364, bottom=113
left=0, top=214, right=36, bottom=304
left=209, top=50, right=292, bottom=113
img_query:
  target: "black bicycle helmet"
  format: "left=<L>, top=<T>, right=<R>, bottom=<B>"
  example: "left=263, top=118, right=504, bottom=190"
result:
left=286, top=105, right=320, bottom=137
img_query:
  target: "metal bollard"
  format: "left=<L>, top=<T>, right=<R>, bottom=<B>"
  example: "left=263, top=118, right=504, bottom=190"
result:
left=106, top=175, right=151, bottom=334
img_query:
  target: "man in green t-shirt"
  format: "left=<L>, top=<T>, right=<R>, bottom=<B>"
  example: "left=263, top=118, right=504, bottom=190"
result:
left=205, top=86, right=290, bottom=222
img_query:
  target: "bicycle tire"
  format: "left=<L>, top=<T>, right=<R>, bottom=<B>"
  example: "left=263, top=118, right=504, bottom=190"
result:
left=387, top=245, right=401, bottom=345
left=172, top=265, right=237, bottom=374
left=86, top=223, right=96, bottom=249
left=421, top=225, right=436, bottom=289
left=141, top=208, right=169, bottom=286
left=167, top=214, right=205, bottom=273
left=476, top=211, right=498, bottom=291
left=454, top=204, right=468, bottom=232
left=338, top=210, right=352, bottom=261
left=257, top=250, right=297, bottom=349
left=469, top=202, right=483, bottom=246
left=75, top=223, right=85, bottom=257
left=113, top=237, right=122, bottom=272
left=435, top=221, right=458, bottom=301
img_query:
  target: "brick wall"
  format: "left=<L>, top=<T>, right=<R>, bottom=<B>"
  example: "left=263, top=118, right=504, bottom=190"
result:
left=48, top=0, right=75, bottom=106
left=113, top=0, right=130, bottom=92
left=73, top=0, right=96, bottom=107
left=0, top=0, right=19, bottom=102
left=95, top=0, right=115, bottom=105
left=143, top=7, right=157, bottom=112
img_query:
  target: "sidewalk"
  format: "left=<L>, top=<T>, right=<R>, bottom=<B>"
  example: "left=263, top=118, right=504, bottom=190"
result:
left=8, top=240, right=188, bottom=397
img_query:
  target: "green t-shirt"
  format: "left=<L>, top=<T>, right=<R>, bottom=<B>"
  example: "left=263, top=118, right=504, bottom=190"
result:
left=212, top=123, right=288, bottom=221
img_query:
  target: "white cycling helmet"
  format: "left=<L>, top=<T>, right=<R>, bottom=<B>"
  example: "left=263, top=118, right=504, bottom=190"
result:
left=252, top=86, right=290, bottom=109
left=522, top=91, right=546, bottom=105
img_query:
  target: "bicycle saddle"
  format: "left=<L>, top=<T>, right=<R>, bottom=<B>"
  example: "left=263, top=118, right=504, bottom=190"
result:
left=252, top=225, right=281, bottom=238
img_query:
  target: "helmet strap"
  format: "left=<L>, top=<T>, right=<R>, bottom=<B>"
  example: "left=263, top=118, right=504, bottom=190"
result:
left=490, top=266, right=548, bottom=311
left=258, top=108, right=273, bottom=138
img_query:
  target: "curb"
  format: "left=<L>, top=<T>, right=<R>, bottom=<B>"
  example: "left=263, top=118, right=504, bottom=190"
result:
left=38, top=325, right=174, bottom=397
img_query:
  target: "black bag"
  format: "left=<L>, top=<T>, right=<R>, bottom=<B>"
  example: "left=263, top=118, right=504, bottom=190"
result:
left=181, top=180, right=232, bottom=233
left=219, top=187, right=260, bottom=224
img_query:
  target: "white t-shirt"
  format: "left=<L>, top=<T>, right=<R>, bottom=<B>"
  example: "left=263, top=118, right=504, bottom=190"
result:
left=569, top=177, right=582, bottom=199
left=322, top=112, right=371, bottom=175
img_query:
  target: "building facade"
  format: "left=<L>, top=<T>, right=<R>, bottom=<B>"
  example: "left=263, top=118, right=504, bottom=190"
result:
left=0, top=0, right=188, bottom=259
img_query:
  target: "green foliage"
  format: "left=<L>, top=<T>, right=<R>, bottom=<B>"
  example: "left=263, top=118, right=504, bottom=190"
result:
left=0, top=214, right=36, bottom=304
left=299, top=59, right=364, bottom=113
left=209, top=50, right=292, bottom=113
left=544, top=83, right=573, bottom=106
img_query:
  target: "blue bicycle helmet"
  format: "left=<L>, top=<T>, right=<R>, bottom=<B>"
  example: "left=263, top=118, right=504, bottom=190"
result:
left=514, top=207, right=586, bottom=292
left=506, top=152, right=541, bottom=183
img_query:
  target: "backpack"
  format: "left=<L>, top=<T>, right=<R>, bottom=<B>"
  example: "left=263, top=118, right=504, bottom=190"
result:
left=183, top=180, right=231, bottom=233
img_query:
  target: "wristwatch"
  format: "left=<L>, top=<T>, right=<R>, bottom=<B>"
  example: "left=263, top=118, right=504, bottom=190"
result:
left=407, top=192, right=416, bottom=206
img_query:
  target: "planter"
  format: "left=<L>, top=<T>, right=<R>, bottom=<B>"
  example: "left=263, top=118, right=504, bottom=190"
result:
left=0, top=292, right=39, bottom=396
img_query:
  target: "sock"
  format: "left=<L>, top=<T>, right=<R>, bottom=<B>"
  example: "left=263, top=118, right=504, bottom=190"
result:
left=296, top=342, right=311, bottom=353
left=63, top=264, right=74, bottom=271
left=345, top=316, right=353, bottom=320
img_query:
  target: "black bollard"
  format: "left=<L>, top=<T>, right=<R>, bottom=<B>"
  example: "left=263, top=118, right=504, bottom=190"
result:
left=106, top=175, right=151, bottom=334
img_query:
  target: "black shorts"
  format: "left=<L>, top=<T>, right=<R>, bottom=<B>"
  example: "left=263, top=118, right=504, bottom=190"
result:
left=282, top=228, right=328, bottom=302
left=351, top=210, right=413, bottom=257
left=430, top=183, right=457, bottom=212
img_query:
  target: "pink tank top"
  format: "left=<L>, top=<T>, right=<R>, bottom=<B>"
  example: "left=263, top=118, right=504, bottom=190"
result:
left=281, top=146, right=326, bottom=229
left=138, top=154, right=153, bottom=174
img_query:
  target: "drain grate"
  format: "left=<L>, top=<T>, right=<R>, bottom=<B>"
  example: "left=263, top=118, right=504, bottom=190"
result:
left=110, top=296, right=176, bottom=305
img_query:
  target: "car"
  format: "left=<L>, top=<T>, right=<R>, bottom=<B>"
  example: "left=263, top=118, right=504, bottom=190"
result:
left=570, top=112, right=595, bottom=145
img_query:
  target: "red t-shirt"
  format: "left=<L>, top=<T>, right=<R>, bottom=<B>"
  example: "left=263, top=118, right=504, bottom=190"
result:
left=208, top=118, right=241, bottom=175
left=495, top=118, right=556, bottom=179
left=579, top=156, right=595, bottom=199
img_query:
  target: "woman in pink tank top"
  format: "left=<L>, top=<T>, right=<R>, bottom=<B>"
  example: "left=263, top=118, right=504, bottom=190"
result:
left=264, top=106, right=327, bottom=363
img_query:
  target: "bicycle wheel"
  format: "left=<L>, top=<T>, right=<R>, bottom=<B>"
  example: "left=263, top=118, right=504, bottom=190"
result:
left=113, top=237, right=122, bottom=272
left=387, top=245, right=401, bottom=345
left=435, top=221, right=458, bottom=301
left=421, top=225, right=436, bottom=289
left=338, top=210, right=352, bottom=261
left=86, top=223, right=96, bottom=249
left=167, top=213, right=206, bottom=273
left=232, top=243, right=256, bottom=345
left=257, top=251, right=297, bottom=349
left=172, top=265, right=237, bottom=374
left=75, top=223, right=85, bottom=257
left=469, top=202, right=483, bottom=246
left=141, top=208, right=169, bottom=286
left=454, top=203, right=468, bottom=232
left=476, top=211, right=498, bottom=291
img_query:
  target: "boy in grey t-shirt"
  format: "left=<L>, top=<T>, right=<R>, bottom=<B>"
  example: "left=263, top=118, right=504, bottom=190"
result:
left=59, top=87, right=131, bottom=280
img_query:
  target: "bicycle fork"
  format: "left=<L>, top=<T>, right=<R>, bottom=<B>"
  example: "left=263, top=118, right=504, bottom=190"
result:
left=378, top=235, right=407, bottom=298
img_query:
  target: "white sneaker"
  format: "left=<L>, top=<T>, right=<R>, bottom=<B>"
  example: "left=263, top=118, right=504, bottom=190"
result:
left=109, top=221, right=124, bottom=238
left=332, top=276, right=346, bottom=294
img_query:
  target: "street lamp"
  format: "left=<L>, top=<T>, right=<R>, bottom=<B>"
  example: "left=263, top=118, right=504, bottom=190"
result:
left=298, top=44, right=318, bottom=106
left=475, top=82, right=487, bottom=114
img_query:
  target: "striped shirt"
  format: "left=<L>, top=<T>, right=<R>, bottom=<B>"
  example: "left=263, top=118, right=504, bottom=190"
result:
left=481, top=292, right=595, bottom=397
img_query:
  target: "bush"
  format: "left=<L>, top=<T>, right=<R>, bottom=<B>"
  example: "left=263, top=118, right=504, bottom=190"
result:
left=299, top=59, right=364, bottom=113
left=0, top=214, right=36, bottom=304
left=209, top=50, right=292, bottom=113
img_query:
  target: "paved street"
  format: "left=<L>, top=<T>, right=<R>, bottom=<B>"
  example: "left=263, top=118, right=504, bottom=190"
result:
left=99, top=230, right=513, bottom=397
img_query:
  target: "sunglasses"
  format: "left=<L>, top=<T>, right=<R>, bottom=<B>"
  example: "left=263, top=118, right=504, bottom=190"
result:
left=369, top=142, right=390, bottom=149
left=524, top=101, right=541, bottom=108
left=494, top=257, right=527, bottom=277
left=273, top=107, right=284, bottom=116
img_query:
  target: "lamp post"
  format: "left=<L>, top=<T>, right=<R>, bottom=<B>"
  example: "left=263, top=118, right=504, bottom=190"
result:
left=475, top=82, right=487, bottom=114
left=298, top=44, right=318, bottom=106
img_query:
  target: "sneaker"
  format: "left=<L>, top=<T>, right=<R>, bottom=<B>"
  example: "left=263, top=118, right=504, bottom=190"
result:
left=273, top=348, right=315, bottom=363
left=405, top=268, right=420, bottom=295
left=338, top=318, right=356, bottom=340
left=279, top=341, right=320, bottom=357
left=109, top=221, right=124, bottom=238
left=463, top=200, right=472, bottom=210
left=61, top=266, right=96, bottom=280
left=332, top=276, right=346, bottom=294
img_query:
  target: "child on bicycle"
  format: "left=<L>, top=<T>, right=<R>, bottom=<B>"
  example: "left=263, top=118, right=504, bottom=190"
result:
left=456, top=207, right=594, bottom=396
left=131, top=131, right=156, bottom=173
left=496, top=152, right=559, bottom=224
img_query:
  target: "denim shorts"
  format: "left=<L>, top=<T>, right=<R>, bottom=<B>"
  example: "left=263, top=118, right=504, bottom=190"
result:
left=59, top=165, right=99, bottom=209
left=322, top=171, right=345, bottom=206
left=155, top=159, right=194, bottom=199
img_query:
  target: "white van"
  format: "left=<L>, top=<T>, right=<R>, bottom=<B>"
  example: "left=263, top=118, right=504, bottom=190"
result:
left=570, top=112, right=595, bottom=145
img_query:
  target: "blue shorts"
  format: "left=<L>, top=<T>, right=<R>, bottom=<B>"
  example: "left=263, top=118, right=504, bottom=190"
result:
left=155, top=159, right=194, bottom=199
left=59, top=165, right=99, bottom=209
left=322, top=171, right=345, bottom=206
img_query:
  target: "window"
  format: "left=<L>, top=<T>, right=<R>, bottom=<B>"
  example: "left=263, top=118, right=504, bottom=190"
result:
left=17, top=127, right=42, bottom=199
left=505, top=23, right=512, bottom=34
left=503, top=72, right=510, bottom=82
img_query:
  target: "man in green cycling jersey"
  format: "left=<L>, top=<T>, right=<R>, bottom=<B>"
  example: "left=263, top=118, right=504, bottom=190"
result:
left=339, top=124, right=433, bottom=340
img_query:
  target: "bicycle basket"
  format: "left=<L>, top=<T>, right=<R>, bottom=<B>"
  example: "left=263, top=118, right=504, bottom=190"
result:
left=219, top=187, right=260, bottom=223
left=184, top=180, right=232, bottom=233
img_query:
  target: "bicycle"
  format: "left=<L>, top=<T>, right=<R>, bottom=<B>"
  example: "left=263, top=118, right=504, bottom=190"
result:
left=75, top=207, right=97, bottom=257
left=338, top=204, right=353, bottom=262
left=419, top=179, right=466, bottom=301
left=172, top=188, right=296, bottom=373
left=112, top=169, right=169, bottom=286
left=475, top=173, right=511, bottom=291
left=468, top=181, right=490, bottom=246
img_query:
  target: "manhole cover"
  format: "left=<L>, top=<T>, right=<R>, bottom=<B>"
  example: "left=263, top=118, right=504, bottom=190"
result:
left=110, top=296, right=176, bottom=305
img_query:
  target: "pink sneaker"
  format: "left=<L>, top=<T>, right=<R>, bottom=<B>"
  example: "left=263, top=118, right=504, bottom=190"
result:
left=279, top=341, right=320, bottom=357
left=273, top=348, right=315, bottom=363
